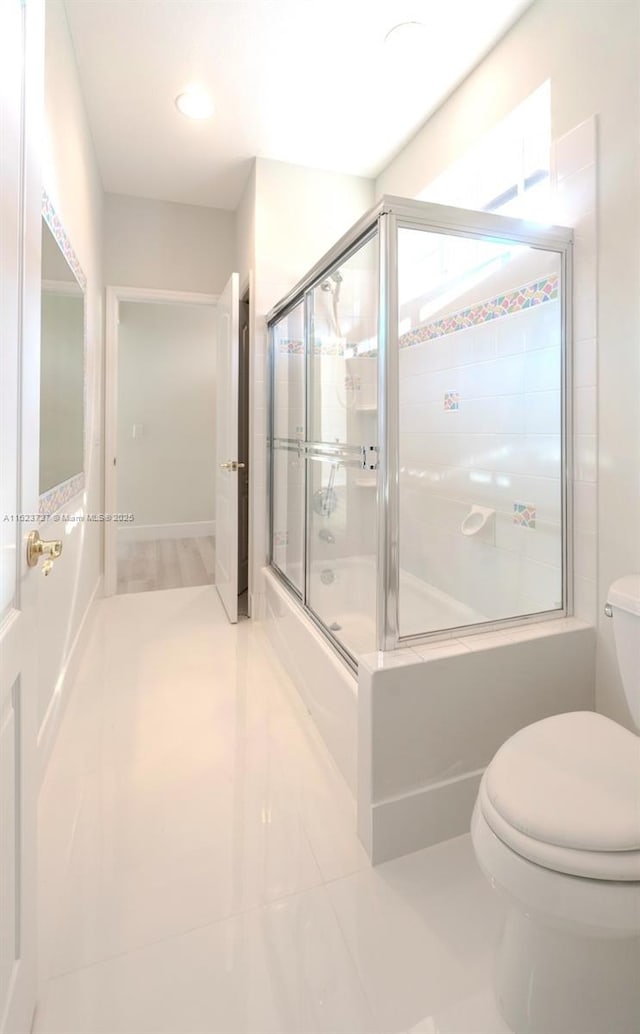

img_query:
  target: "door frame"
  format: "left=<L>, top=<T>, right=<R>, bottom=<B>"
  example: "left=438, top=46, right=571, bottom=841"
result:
left=0, top=0, right=43, bottom=1029
left=104, top=286, right=218, bottom=597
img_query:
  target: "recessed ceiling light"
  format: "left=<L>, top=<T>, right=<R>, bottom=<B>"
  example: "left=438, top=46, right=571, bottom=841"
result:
left=175, top=87, right=215, bottom=120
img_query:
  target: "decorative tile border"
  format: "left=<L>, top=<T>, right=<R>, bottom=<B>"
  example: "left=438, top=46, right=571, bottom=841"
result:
left=399, top=273, right=558, bottom=351
left=276, top=274, right=558, bottom=357
left=42, top=190, right=87, bottom=291
left=40, top=472, right=85, bottom=518
left=444, top=390, right=460, bottom=411
left=310, top=340, right=347, bottom=357
left=513, top=502, right=537, bottom=529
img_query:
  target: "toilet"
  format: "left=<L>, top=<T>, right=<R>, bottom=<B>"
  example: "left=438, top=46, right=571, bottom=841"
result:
left=471, top=576, right=640, bottom=1034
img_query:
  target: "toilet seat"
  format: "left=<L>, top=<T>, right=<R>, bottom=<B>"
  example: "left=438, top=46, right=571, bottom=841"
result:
left=472, top=803, right=640, bottom=935
left=480, top=711, right=640, bottom=881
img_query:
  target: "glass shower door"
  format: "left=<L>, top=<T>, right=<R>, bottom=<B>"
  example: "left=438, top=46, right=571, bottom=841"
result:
left=306, top=233, right=379, bottom=659
left=395, top=224, right=565, bottom=638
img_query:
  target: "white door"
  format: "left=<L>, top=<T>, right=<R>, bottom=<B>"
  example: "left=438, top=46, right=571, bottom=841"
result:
left=215, top=273, right=240, bottom=622
left=0, top=1, right=42, bottom=1031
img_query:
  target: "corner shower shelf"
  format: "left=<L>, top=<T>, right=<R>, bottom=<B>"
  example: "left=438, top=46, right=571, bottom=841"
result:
left=355, top=403, right=377, bottom=412
left=355, top=477, right=377, bottom=488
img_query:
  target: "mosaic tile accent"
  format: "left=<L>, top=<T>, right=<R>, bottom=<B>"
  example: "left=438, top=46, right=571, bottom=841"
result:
left=274, top=530, right=289, bottom=546
left=275, top=273, right=558, bottom=358
left=42, top=191, right=87, bottom=291
left=310, top=339, right=348, bottom=357
left=513, top=502, right=537, bottom=529
left=39, top=472, right=85, bottom=518
left=444, top=390, right=460, bottom=411
left=399, top=273, right=559, bottom=350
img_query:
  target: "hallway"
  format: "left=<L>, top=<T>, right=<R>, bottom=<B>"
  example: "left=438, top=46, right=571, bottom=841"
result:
left=35, top=588, right=505, bottom=1034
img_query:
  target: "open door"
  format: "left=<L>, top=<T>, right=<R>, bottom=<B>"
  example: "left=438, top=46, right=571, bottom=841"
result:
left=0, top=1, right=42, bottom=1030
left=215, top=272, right=240, bottom=622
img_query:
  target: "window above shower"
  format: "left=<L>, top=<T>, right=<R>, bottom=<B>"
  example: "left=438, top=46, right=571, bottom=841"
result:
left=418, top=82, right=551, bottom=221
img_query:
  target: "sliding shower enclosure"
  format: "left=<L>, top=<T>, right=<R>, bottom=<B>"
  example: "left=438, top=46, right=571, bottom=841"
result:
left=268, top=196, right=572, bottom=669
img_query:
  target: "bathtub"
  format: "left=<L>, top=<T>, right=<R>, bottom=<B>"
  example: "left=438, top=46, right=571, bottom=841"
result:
left=263, top=563, right=596, bottom=865
left=306, top=553, right=484, bottom=657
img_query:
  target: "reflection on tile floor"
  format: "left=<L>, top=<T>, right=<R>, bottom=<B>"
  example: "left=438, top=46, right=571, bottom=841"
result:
left=35, top=586, right=507, bottom=1034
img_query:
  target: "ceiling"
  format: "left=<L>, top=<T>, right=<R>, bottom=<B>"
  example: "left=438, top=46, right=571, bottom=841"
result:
left=63, top=0, right=532, bottom=211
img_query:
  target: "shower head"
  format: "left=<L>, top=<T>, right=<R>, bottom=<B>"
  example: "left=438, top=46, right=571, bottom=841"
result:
left=320, top=271, right=343, bottom=292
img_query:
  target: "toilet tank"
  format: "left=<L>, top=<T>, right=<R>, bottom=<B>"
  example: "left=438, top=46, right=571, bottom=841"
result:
left=608, top=575, right=640, bottom=731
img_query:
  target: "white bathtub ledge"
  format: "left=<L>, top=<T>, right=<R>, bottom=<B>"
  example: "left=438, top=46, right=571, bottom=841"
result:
left=362, top=616, right=593, bottom=672
left=358, top=620, right=596, bottom=864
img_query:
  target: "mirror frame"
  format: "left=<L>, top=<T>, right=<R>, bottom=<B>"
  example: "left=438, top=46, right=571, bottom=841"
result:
left=39, top=190, right=87, bottom=517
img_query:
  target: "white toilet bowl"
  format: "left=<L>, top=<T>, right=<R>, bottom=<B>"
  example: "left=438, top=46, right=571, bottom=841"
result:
left=471, top=708, right=640, bottom=1034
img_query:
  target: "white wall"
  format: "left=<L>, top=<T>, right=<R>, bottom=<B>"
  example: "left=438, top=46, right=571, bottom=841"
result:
left=116, top=301, right=217, bottom=534
left=235, top=161, right=255, bottom=293
left=376, top=0, right=640, bottom=728
left=104, top=192, right=235, bottom=294
left=38, top=0, right=104, bottom=751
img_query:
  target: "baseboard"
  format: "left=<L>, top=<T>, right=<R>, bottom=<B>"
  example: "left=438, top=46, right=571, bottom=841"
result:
left=368, top=769, right=484, bottom=864
left=37, top=576, right=102, bottom=785
left=118, top=520, right=216, bottom=543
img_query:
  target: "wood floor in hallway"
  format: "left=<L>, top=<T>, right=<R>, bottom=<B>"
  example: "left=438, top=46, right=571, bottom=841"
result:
left=116, top=535, right=216, bottom=593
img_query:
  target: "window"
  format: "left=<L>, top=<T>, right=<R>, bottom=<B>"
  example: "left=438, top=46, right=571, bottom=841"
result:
left=403, top=83, right=552, bottom=319
left=417, top=81, right=551, bottom=220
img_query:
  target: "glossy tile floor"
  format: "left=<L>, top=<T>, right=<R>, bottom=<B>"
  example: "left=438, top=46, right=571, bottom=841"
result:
left=35, top=586, right=508, bottom=1034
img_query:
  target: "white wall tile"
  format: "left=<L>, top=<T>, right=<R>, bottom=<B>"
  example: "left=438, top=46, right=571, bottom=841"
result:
left=573, top=434, right=597, bottom=483
left=573, top=480, right=597, bottom=533
left=574, top=385, right=597, bottom=436
left=523, top=390, right=561, bottom=434
left=573, top=337, right=597, bottom=388
left=555, top=118, right=597, bottom=181
left=574, top=574, right=598, bottom=623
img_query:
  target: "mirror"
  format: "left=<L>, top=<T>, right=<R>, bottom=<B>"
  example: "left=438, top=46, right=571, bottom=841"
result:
left=40, top=199, right=86, bottom=509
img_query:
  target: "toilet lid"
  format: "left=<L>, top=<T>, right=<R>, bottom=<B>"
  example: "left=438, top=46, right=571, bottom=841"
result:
left=485, top=712, right=640, bottom=855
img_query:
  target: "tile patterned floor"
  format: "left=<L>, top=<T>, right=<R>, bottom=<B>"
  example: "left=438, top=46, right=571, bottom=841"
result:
left=35, top=586, right=507, bottom=1034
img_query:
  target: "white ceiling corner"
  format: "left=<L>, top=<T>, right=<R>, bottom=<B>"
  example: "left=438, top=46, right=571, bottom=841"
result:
left=62, top=0, right=533, bottom=211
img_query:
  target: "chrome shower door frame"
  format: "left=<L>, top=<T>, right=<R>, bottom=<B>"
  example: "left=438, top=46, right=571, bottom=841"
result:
left=267, top=195, right=574, bottom=665
left=378, top=196, right=574, bottom=651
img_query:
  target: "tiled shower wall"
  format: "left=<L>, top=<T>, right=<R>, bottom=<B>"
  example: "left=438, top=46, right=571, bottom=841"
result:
left=395, top=118, right=598, bottom=633
left=399, top=287, right=563, bottom=622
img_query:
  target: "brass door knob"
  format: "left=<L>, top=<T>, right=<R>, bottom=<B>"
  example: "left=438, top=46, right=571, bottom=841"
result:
left=27, top=530, right=63, bottom=574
